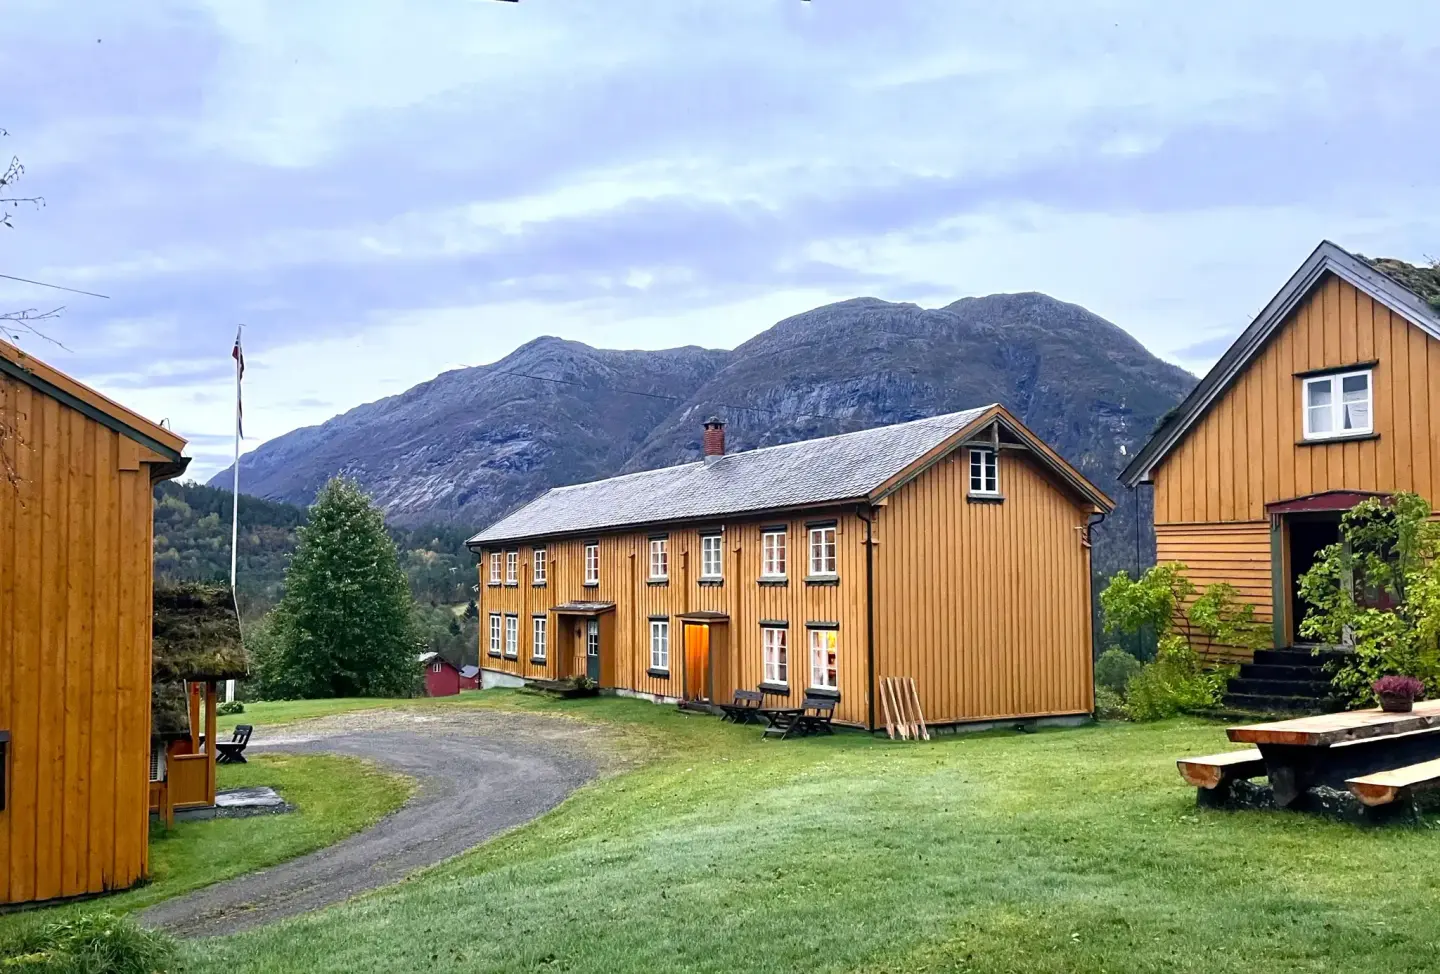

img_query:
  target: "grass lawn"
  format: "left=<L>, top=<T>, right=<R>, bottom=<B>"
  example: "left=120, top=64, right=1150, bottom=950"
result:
left=187, top=695, right=1440, bottom=974
left=0, top=752, right=412, bottom=946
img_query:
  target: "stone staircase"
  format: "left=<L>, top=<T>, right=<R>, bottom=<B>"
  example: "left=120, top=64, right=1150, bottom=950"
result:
left=1222, top=648, right=1344, bottom=714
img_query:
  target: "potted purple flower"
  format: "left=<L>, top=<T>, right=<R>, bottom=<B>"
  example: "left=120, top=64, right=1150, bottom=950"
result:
left=1372, top=675, right=1425, bottom=713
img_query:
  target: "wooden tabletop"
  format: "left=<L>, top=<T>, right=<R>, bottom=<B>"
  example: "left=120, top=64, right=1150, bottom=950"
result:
left=1228, top=700, right=1440, bottom=747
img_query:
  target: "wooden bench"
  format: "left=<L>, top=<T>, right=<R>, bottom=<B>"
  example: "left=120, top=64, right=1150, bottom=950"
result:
left=216, top=724, right=253, bottom=765
left=1347, top=757, right=1440, bottom=807
left=795, top=697, right=836, bottom=736
left=1177, top=749, right=1265, bottom=806
left=717, top=689, right=765, bottom=725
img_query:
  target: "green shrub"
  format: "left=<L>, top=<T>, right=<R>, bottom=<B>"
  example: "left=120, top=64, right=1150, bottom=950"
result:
left=1124, top=636, right=1232, bottom=720
left=1094, top=647, right=1142, bottom=694
left=1099, top=563, right=1260, bottom=720
left=1298, top=491, right=1440, bottom=706
left=1, top=911, right=175, bottom=973
left=1093, top=685, right=1127, bottom=721
left=215, top=700, right=245, bottom=716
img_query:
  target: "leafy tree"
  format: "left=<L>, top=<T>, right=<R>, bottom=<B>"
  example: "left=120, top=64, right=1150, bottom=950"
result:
left=261, top=477, right=421, bottom=699
left=1099, top=563, right=1264, bottom=719
left=1298, top=492, right=1440, bottom=705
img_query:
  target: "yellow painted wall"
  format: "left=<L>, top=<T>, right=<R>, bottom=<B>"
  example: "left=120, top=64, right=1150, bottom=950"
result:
left=0, top=376, right=166, bottom=904
left=1151, top=273, right=1440, bottom=660
left=873, top=450, right=1096, bottom=724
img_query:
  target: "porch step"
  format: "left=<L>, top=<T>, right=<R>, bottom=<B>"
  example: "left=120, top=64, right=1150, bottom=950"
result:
left=1251, top=648, right=1343, bottom=668
left=1227, top=677, right=1333, bottom=699
left=1221, top=692, right=1328, bottom=714
left=1239, top=662, right=1328, bottom=682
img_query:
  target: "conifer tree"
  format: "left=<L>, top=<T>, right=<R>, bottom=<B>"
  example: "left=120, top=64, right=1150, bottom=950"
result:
left=264, top=477, right=421, bottom=698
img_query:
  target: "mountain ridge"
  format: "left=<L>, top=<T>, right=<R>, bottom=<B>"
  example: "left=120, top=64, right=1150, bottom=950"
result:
left=211, top=291, right=1196, bottom=580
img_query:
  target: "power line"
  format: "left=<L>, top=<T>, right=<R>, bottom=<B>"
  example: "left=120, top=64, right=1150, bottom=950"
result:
left=0, top=272, right=110, bottom=300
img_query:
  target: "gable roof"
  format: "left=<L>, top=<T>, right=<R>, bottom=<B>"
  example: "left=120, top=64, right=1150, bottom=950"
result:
left=0, top=336, right=187, bottom=465
left=1121, top=240, right=1440, bottom=487
left=469, top=404, right=1112, bottom=546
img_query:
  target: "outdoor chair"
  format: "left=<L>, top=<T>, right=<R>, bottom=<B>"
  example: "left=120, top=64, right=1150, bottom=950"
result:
left=718, top=689, right=765, bottom=724
left=796, top=697, right=837, bottom=735
left=216, top=724, right=253, bottom=765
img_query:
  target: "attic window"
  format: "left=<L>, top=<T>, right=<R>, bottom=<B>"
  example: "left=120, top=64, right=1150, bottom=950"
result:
left=1304, top=369, right=1372, bottom=440
left=969, top=448, right=999, bottom=496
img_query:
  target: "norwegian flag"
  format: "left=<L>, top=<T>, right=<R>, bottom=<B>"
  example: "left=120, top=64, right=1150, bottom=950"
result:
left=232, top=326, right=245, bottom=438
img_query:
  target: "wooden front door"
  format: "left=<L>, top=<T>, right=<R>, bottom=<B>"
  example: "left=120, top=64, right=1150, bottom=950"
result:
left=683, top=624, right=710, bottom=702
left=586, top=619, right=601, bottom=682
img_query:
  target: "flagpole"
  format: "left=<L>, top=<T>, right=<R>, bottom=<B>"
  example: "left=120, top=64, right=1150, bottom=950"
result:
left=227, top=324, right=242, bottom=703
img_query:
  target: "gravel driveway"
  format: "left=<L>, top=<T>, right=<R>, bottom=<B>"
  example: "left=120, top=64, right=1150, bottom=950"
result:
left=141, top=709, right=610, bottom=938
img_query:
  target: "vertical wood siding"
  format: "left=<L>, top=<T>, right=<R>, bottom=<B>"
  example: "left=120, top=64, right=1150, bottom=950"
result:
left=1155, top=275, right=1440, bottom=523
left=477, top=512, right=869, bottom=726
left=1151, top=274, right=1440, bottom=659
left=873, top=451, right=1094, bottom=724
left=0, top=376, right=158, bottom=905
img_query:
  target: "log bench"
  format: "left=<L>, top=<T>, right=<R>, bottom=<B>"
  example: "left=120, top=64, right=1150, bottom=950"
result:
left=1177, top=749, right=1265, bottom=806
left=1347, top=756, right=1440, bottom=807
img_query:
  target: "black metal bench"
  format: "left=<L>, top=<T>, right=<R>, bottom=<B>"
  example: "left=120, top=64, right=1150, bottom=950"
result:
left=717, top=689, right=765, bottom=724
left=216, top=724, right=253, bottom=765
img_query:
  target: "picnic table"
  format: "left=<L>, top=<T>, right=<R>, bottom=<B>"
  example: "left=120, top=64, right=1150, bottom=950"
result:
left=1226, top=701, right=1440, bottom=806
left=1180, top=701, right=1440, bottom=811
left=757, top=697, right=837, bottom=740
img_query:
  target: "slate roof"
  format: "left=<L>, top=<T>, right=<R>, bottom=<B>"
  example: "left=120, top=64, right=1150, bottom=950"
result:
left=470, top=407, right=995, bottom=545
left=459, top=665, right=480, bottom=680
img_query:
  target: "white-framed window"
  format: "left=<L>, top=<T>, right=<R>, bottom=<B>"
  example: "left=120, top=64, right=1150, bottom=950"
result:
left=969, top=448, right=999, bottom=496
left=649, top=537, right=669, bottom=581
left=700, top=533, right=723, bottom=579
left=488, top=552, right=502, bottom=585
left=762, top=626, right=788, bottom=686
left=584, top=542, right=600, bottom=585
left=809, top=628, right=838, bottom=691
left=504, top=614, right=518, bottom=658
left=761, top=529, right=787, bottom=578
left=505, top=551, right=518, bottom=585
left=808, top=525, right=837, bottom=577
left=1303, top=369, right=1373, bottom=440
left=532, top=616, right=547, bottom=661
left=431, top=661, right=442, bottom=674
left=650, top=619, right=670, bottom=671
left=532, top=547, right=547, bottom=585
left=488, top=613, right=502, bottom=657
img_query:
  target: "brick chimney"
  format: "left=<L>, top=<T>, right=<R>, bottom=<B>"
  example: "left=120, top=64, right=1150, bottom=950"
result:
left=702, top=417, right=726, bottom=463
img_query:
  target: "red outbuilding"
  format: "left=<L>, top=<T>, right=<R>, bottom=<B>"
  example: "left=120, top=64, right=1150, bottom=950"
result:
left=418, top=652, right=467, bottom=697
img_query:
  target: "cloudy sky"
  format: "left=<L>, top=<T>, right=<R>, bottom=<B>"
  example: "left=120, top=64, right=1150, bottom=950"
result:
left=4, top=1, right=1438, bottom=480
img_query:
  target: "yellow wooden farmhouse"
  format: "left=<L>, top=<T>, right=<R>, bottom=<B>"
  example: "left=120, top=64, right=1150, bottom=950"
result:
left=470, top=405, right=1113, bottom=731
left=1122, top=241, right=1440, bottom=668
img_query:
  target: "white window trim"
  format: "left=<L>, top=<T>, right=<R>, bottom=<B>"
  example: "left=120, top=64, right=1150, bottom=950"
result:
left=807, top=526, right=837, bottom=578
left=504, top=614, right=519, bottom=659
left=809, top=628, right=838, bottom=691
left=649, top=619, right=670, bottom=671
left=1302, top=369, right=1374, bottom=440
left=505, top=551, right=518, bottom=586
left=700, top=533, right=724, bottom=580
left=488, top=613, right=502, bottom=657
left=760, top=529, right=787, bottom=579
left=648, top=538, right=669, bottom=581
left=584, top=543, right=600, bottom=585
left=762, top=626, right=789, bottom=686
left=488, top=552, right=502, bottom=585
left=431, top=661, right=443, bottom=674
left=969, top=448, right=1000, bottom=496
left=532, top=547, right=547, bottom=585
left=532, top=616, right=547, bottom=661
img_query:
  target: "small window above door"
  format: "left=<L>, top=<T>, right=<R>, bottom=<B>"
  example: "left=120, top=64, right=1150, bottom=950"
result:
left=1303, top=369, right=1372, bottom=440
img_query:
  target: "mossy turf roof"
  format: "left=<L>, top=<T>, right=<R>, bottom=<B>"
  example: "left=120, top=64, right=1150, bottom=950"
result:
left=1362, top=255, right=1440, bottom=311
left=153, top=583, right=248, bottom=682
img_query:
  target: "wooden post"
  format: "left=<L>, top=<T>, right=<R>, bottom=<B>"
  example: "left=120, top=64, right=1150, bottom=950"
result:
left=204, top=681, right=219, bottom=806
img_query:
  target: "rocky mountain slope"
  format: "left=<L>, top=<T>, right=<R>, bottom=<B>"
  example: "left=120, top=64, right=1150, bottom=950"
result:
left=212, top=292, right=1196, bottom=582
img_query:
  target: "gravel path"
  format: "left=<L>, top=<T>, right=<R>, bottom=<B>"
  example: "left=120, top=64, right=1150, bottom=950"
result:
left=140, top=709, right=608, bottom=938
